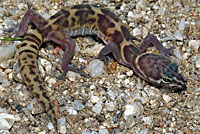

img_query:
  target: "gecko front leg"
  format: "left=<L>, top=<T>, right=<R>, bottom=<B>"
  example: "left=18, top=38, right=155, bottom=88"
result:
left=138, top=34, right=176, bottom=58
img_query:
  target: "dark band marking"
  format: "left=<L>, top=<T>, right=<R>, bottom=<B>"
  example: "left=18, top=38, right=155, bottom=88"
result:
left=121, top=26, right=131, bottom=41
left=25, top=38, right=40, bottom=47
left=19, top=50, right=37, bottom=55
left=25, top=33, right=41, bottom=44
left=42, top=92, right=50, bottom=101
left=30, top=44, right=38, bottom=50
left=21, top=43, right=27, bottom=47
left=101, top=8, right=120, bottom=22
left=29, top=68, right=36, bottom=75
left=109, top=30, right=123, bottom=46
left=72, top=4, right=92, bottom=9
left=98, top=14, right=115, bottom=35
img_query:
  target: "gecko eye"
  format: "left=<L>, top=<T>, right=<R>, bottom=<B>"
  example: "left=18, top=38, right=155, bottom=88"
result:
left=162, top=78, right=172, bottom=83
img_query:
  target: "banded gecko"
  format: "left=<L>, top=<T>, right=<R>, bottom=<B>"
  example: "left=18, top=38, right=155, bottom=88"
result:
left=15, top=4, right=187, bottom=130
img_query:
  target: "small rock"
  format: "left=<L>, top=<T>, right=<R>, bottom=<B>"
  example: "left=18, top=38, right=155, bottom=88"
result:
left=89, top=59, right=104, bottom=78
left=188, top=40, right=199, bottom=51
left=67, top=71, right=81, bottom=81
left=143, top=116, right=152, bottom=125
left=92, top=101, right=102, bottom=114
left=174, top=31, right=183, bottom=41
left=90, top=96, right=100, bottom=103
left=105, top=101, right=117, bottom=111
left=179, top=18, right=185, bottom=31
left=132, top=28, right=142, bottom=36
left=0, top=113, right=15, bottom=130
left=47, top=122, right=54, bottom=130
left=173, top=49, right=182, bottom=59
left=72, top=100, right=85, bottom=111
left=163, top=94, right=172, bottom=103
left=0, top=44, right=17, bottom=62
left=195, top=58, right=200, bottom=68
left=123, top=102, right=144, bottom=121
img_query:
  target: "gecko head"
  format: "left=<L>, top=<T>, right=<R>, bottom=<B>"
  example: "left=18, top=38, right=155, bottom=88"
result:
left=136, top=54, right=187, bottom=92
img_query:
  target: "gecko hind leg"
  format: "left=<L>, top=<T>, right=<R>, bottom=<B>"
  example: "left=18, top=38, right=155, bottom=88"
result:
left=15, top=9, right=46, bottom=37
left=46, top=31, right=88, bottom=78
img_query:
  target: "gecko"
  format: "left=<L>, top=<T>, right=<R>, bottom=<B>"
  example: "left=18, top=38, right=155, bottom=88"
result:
left=15, top=4, right=187, bottom=130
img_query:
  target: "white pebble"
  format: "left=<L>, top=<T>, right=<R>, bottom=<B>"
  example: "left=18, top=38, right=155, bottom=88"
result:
left=90, top=96, right=100, bottom=103
left=123, top=102, right=144, bottom=121
left=47, top=122, right=54, bottom=130
left=90, top=85, right=96, bottom=90
left=132, top=28, right=142, bottom=36
left=67, top=71, right=81, bottom=81
left=65, top=106, right=77, bottom=115
left=163, top=94, right=172, bottom=103
left=105, top=101, right=117, bottom=111
left=174, top=31, right=183, bottom=41
left=188, top=40, right=199, bottom=51
left=127, top=11, right=134, bottom=18
left=72, top=100, right=85, bottom=111
left=173, top=49, right=182, bottom=59
left=195, top=58, right=200, bottom=68
left=0, top=44, right=17, bottom=62
left=179, top=18, right=185, bottom=31
left=89, top=59, right=104, bottom=78
left=0, top=113, right=15, bottom=130
left=92, top=101, right=102, bottom=114
left=143, top=116, right=152, bottom=125
left=2, top=79, right=10, bottom=87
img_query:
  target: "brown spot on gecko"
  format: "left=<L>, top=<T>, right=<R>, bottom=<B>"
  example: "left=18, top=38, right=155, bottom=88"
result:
left=39, top=100, right=45, bottom=107
left=27, top=54, right=34, bottom=59
left=27, top=64, right=36, bottom=68
left=34, top=76, right=42, bottom=83
left=39, top=85, right=44, bottom=90
left=121, top=25, right=131, bottom=41
left=22, top=57, right=27, bottom=61
left=71, top=17, right=76, bottom=26
left=98, top=14, right=115, bottom=35
left=42, top=92, right=50, bottom=101
left=101, top=8, right=120, bottom=22
left=31, top=60, right=35, bottom=64
left=109, top=30, right=123, bottom=46
left=75, top=10, right=95, bottom=26
left=53, top=17, right=69, bottom=27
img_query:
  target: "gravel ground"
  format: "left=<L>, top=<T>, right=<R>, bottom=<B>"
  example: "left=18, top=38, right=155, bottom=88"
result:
left=0, top=0, right=199, bottom=134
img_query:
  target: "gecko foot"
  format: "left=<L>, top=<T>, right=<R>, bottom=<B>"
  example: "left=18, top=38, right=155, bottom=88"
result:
left=58, top=65, right=88, bottom=80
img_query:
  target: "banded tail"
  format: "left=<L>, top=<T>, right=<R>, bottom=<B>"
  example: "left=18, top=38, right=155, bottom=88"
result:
left=18, top=30, right=57, bottom=128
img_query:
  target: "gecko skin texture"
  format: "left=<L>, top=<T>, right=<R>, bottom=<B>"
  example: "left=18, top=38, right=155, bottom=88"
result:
left=16, top=4, right=187, bottom=130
